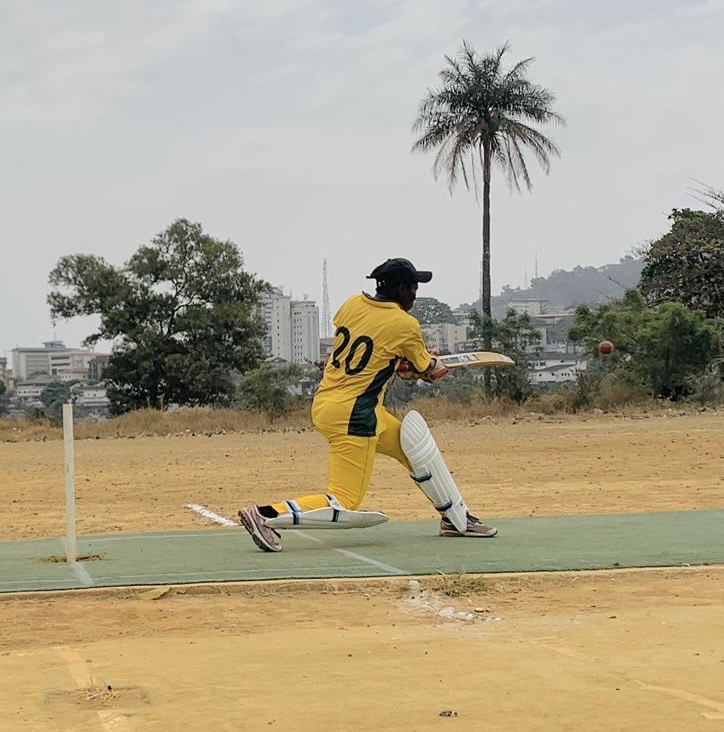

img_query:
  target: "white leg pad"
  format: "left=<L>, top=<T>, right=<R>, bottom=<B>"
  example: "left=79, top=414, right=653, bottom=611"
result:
left=400, top=410, right=469, bottom=534
left=265, top=497, right=389, bottom=530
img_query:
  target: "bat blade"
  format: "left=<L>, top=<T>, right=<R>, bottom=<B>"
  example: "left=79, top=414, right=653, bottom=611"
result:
left=438, top=351, right=515, bottom=369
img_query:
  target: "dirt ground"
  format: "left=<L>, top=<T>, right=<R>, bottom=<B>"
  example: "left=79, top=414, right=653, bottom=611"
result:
left=1, top=410, right=724, bottom=731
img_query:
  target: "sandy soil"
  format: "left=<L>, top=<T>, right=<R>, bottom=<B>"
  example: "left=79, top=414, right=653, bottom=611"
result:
left=1, top=411, right=723, bottom=731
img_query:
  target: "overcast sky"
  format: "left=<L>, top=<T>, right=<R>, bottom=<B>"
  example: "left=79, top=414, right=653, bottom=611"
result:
left=2, top=0, right=723, bottom=356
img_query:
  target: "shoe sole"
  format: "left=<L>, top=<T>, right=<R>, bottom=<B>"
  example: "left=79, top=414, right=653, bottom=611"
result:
left=238, top=510, right=282, bottom=552
left=439, top=528, right=498, bottom=538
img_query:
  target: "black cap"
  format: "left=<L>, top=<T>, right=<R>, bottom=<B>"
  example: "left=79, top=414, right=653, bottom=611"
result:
left=366, top=258, right=433, bottom=284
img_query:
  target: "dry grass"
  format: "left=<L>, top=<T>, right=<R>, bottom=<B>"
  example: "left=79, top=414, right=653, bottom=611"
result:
left=46, top=684, right=150, bottom=710
left=400, top=394, right=524, bottom=421
left=1, top=397, right=717, bottom=444
left=0, top=406, right=313, bottom=443
left=428, top=572, right=493, bottom=598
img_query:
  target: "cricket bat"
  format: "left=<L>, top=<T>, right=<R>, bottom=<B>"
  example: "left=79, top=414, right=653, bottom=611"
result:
left=396, top=350, right=515, bottom=380
left=436, top=351, right=515, bottom=369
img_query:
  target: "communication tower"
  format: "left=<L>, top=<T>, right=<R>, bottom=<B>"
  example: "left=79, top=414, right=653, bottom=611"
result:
left=321, top=258, right=331, bottom=338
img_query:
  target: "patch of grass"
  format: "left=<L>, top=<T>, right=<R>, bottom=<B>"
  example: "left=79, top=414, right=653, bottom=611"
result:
left=46, top=684, right=150, bottom=710
left=429, top=572, right=492, bottom=598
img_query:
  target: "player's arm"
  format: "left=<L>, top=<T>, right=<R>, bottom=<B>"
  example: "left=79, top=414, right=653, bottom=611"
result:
left=394, top=316, right=449, bottom=381
left=396, top=328, right=448, bottom=382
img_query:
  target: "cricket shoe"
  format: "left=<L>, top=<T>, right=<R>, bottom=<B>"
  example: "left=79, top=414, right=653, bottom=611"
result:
left=439, top=513, right=498, bottom=538
left=238, top=504, right=283, bottom=552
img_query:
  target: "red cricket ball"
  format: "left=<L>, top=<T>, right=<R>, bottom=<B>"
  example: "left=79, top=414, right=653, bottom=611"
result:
left=598, top=340, right=614, bottom=355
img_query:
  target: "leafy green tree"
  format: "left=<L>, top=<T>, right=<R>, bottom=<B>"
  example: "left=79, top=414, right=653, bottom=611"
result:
left=412, top=41, right=564, bottom=329
left=637, top=303, right=719, bottom=399
left=639, top=209, right=724, bottom=319
left=237, top=364, right=304, bottom=420
left=569, top=289, right=650, bottom=359
left=40, top=381, right=71, bottom=422
left=467, top=308, right=541, bottom=402
left=48, top=219, right=269, bottom=414
left=410, top=297, right=455, bottom=324
left=569, top=289, right=720, bottom=399
left=686, top=320, right=724, bottom=403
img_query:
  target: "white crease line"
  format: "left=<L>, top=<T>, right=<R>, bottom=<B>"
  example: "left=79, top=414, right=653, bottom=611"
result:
left=185, top=503, right=237, bottom=526
left=186, top=502, right=408, bottom=575
left=294, top=532, right=408, bottom=575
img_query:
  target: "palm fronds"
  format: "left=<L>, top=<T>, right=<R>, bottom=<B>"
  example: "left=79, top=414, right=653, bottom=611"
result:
left=412, top=40, right=564, bottom=317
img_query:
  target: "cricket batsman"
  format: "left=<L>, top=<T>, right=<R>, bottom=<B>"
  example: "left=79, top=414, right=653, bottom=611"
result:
left=238, top=257, right=498, bottom=552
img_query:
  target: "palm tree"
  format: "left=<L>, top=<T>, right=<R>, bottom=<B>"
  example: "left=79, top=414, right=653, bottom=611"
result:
left=412, top=41, right=564, bottom=329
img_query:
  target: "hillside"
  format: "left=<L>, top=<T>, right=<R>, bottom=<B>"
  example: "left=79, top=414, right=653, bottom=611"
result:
left=459, top=256, right=644, bottom=315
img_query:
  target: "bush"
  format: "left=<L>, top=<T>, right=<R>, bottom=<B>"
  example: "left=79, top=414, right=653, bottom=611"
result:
left=686, top=369, right=724, bottom=405
left=594, top=373, right=649, bottom=411
left=526, top=370, right=650, bottom=413
left=525, top=391, right=568, bottom=414
left=424, top=372, right=488, bottom=405
left=236, top=364, right=306, bottom=420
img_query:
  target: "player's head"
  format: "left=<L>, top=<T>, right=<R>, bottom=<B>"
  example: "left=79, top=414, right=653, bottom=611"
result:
left=367, top=258, right=432, bottom=312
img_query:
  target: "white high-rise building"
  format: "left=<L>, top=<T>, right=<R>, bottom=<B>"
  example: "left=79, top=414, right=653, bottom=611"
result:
left=260, top=289, right=320, bottom=364
left=260, top=289, right=293, bottom=361
left=292, top=298, right=320, bottom=364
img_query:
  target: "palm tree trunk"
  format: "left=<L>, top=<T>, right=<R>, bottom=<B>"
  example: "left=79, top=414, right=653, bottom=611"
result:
left=481, top=140, right=492, bottom=325
left=481, top=139, right=493, bottom=396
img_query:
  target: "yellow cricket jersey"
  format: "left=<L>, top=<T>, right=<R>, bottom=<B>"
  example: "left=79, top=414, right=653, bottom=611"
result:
left=312, top=293, right=432, bottom=437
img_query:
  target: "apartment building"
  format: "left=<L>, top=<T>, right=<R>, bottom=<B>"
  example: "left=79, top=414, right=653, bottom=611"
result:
left=260, top=289, right=320, bottom=365
left=11, top=341, right=100, bottom=381
left=14, top=374, right=56, bottom=400
left=420, top=322, right=468, bottom=354
left=291, top=298, right=320, bottom=364
left=259, top=290, right=293, bottom=361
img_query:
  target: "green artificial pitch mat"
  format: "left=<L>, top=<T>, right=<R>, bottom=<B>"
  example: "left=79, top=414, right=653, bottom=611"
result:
left=1, top=509, right=723, bottom=594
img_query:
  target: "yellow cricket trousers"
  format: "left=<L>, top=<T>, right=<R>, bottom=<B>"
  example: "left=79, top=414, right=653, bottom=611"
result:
left=271, top=405, right=410, bottom=514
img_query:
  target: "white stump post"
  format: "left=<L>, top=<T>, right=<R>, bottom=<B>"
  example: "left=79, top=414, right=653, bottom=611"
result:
left=62, top=402, right=77, bottom=563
